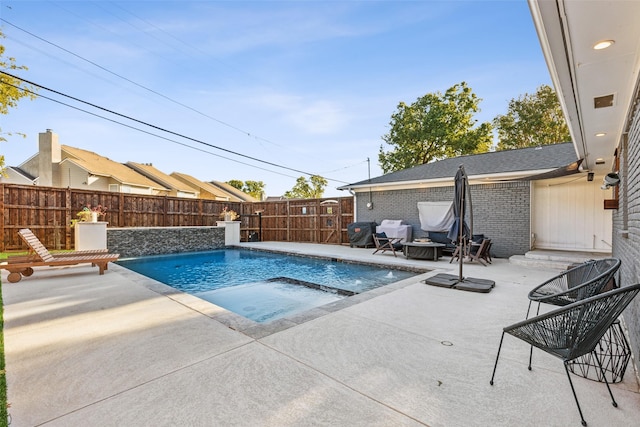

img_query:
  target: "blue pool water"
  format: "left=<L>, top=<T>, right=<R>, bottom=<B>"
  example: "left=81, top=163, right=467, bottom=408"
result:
left=118, top=249, right=417, bottom=323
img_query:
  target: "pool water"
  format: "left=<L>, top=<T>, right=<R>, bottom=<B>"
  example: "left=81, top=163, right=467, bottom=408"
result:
left=118, top=249, right=417, bottom=323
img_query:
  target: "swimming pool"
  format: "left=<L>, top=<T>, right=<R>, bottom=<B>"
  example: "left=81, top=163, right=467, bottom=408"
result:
left=117, top=249, right=418, bottom=323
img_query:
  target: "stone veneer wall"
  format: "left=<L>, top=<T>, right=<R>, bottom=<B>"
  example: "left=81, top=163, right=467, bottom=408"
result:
left=612, top=100, right=640, bottom=378
left=107, top=226, right=225, bottom=258
left=354, top=181, right=531, bottom=258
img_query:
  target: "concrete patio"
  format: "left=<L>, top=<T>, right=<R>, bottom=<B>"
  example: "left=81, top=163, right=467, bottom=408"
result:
left=2, top=242, right=638, bottom=426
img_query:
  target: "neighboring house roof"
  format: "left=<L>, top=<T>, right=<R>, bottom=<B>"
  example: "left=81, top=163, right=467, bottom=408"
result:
left=126, top=162, right=199, bottom=196
left=339, top=143, right=579, bottom=190
left=170, top=172, right=241, bottom=201
left=0, top=167, right=38, bottom=185
left=62, top=146, right=169, bottom=190
left=209, top=181, right=258, bottom=202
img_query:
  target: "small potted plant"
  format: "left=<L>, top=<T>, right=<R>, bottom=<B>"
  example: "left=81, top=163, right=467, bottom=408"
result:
left=76, top=204, right=108, bottom=223
left=219, top=206, right=239, bottom=221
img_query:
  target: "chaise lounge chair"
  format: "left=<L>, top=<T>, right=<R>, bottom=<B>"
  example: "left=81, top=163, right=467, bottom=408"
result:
left=0, top=229, right=120, bottom=283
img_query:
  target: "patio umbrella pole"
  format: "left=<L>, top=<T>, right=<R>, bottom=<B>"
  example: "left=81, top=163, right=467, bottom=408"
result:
left=458, top=166, right=465, bottom=282
left=464, top=165, right=473, bottom=279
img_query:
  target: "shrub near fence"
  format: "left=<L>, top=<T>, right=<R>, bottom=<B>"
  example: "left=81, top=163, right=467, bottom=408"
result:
left=0, top=184, right=354, bottom=251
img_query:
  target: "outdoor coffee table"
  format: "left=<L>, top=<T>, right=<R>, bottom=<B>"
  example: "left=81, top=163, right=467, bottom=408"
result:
left=402, top=241, right=446, bottom=261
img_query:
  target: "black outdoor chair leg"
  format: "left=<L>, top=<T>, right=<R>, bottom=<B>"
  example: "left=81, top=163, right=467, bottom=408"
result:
left=592, top=351, right=618, bottom=408
left=490, top=332, right=505, bottom=386
left=525, top=300, right=533, bottom=318
left=564, top=362, right=588, bottom=426
left=527, top=302, right=542, bottom=370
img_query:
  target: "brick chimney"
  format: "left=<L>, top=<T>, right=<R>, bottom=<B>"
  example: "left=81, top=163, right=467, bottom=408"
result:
left=38, top=129, right=61, bottom=187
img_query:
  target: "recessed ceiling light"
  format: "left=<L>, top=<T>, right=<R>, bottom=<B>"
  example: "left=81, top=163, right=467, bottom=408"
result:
left=593, top=40, right=615, bottom=50
left=595, top=132, right=606, bottom=137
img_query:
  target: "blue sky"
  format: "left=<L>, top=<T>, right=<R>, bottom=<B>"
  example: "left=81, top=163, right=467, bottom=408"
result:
left=1, top=0, right=551, bottom=197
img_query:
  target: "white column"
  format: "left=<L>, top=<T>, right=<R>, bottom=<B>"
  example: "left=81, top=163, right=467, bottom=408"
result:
left=74, top=222, right=108, bottom=250
left=216, top=221, right=240, bottom=245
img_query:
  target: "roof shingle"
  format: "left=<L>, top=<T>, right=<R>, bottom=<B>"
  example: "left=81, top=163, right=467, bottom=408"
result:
left=341, top=143, right=578, bottom=188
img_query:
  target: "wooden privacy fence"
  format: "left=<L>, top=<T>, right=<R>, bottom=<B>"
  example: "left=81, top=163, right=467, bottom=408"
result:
left=0, top=184, right=354, bottom=251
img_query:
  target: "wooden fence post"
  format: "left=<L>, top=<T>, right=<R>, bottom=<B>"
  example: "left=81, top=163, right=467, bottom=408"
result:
left=315, top=199, right=320, bottom=243
left=286, top=199, right=291, bottom=242
left=0, top=184, right=4, bottom=252
left=66, top=188, right=72, bottom=249
left=163, top=196, right=168, bottom=226
left=337, top=199, right=343, bottom=244
left=119, top=192, right=125, bottom=227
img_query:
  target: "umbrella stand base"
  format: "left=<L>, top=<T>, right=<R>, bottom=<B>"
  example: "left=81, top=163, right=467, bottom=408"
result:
left=423, top=273, right=495, bottom=293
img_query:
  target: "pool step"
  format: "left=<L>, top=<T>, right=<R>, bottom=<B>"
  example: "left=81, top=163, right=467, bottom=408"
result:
left=266, top=277, right=357, bottom=296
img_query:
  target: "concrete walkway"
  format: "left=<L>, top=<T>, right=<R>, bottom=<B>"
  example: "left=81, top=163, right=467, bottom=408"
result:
left=2, top=243, right=638, bottom=426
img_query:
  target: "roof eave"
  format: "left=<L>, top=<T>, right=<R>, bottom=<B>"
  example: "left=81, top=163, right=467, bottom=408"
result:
left=528, top=0, right=588, bottom=169
left=341, top=169, right=560, bottom=192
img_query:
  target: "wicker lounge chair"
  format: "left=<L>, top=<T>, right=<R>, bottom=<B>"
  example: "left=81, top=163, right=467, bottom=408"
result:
left=0, top=229, right=120, bottom=283
left=490, top=283, right=640, bottom=426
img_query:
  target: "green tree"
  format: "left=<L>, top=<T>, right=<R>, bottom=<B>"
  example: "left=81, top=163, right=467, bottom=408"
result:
left=225, top=179, right=265, bottom=200
left=0, top=29, right=37, bottom=171
left=378, top=82, right=492, bottom=174
left=284, top=175, right=328, bottom=199
left=493, top=84, right=571, bottom=150
left=226, top=179, right=244, bottom=190
left=243, top=180, right=265, bottom=200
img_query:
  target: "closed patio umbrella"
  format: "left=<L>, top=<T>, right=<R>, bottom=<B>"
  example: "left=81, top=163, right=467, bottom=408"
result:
left=448, top=165, right=472, bottom=281
left=423, top=164, right=494, bottom=292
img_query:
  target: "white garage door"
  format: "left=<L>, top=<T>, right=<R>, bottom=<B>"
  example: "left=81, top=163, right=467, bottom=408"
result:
left=532, top=176, right=613, bottom=252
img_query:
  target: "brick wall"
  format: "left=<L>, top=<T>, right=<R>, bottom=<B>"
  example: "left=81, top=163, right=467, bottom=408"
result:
left=612, top=101, right=640, bottom=375
left=355, top=181, right=531, bottom=258
left=107, top=226, right=225, bottom=258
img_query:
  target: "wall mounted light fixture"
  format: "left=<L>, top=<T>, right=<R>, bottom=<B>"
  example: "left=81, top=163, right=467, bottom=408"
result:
left=601, top=172, right=620, bottom=189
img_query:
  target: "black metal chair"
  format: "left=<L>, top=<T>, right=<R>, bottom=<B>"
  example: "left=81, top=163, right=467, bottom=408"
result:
left=527, top=258, right=621, bottom=312
left=490, top=284, right=640, bottom=426
left=526, top=258, right=621, bottom=369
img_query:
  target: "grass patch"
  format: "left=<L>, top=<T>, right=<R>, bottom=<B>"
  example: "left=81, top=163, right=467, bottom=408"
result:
left=0, top=252, right=27, bottom=261
left=0, top=277, right=7, bottom=426
left=0, top=250, right=76, bottom=260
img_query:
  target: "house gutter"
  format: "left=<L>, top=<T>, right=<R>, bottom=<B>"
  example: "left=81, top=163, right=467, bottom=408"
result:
left=528, top=0, right=586, bottom=169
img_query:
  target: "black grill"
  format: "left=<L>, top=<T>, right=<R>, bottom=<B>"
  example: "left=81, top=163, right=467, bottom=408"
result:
left=347, top=222, right=377, bottom=248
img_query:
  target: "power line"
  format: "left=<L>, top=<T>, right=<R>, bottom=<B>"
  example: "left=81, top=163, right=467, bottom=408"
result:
left=0, top=17, right=283, bottom=148
left=2, top=13, right=367, bottom=177
left=1, top=71, right=349, bottom=184
left=320, top=159, right=369, bottom=174
left=7, top=82, right=299, bottom=179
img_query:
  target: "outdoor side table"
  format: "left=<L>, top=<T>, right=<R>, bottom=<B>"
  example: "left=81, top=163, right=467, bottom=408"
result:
left=567, top=320, right=632, bottom=383
left=402, top=242, right=445, bottom=261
